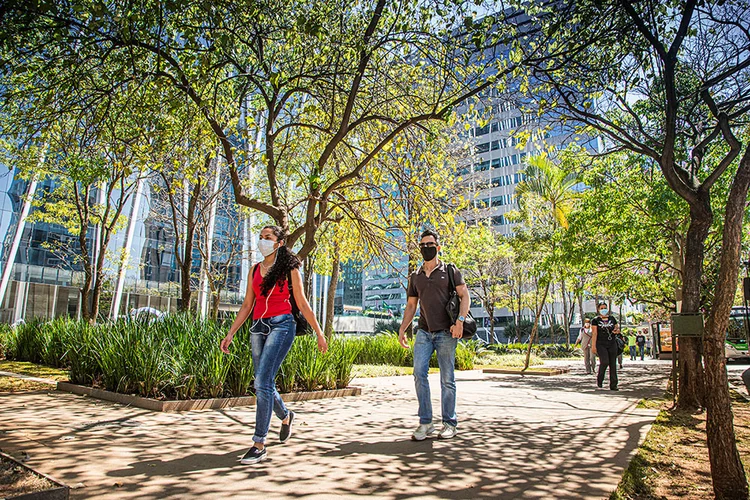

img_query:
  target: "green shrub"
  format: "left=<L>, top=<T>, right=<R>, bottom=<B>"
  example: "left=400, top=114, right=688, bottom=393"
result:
left=4, top=316, right=358, bottom=399
left=350, top=334, right=413, bottom=366
left=454, top=341, right=475, bottom=370
left=348, top=333, right=477, bottom=370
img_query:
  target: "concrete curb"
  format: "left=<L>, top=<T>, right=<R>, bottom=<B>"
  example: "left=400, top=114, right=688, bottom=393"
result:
left=483, top=368, right=570, bottom=376
left=56, top=382, right=362, bottom=412
left=0, top=450, right=69, bottom=500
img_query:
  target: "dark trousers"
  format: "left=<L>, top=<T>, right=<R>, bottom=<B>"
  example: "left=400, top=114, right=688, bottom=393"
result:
left=638, top=344, right=645, bottom=360
left=596, top=342, right=618, bottom=389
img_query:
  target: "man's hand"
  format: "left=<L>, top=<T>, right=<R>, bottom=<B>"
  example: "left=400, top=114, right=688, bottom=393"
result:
left=398, top=330, right=410, bottom=349
left=450, top=321, right=463, bottom=339
left=591, top=345, right=597, bottom=355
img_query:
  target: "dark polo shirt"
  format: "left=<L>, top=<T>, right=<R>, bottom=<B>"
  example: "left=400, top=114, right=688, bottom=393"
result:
left=407, top=260, right=465, bottom=333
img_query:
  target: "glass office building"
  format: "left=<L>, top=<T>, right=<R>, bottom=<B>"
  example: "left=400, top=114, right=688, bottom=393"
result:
left=0, top=162, right=247, bottom=323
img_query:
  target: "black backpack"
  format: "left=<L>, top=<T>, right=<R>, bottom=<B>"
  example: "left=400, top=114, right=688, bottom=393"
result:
left=445, top=264, right=477, bottom=339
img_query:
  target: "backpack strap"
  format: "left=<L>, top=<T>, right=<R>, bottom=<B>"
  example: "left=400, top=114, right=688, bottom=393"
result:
left=287, top=269, right=299, bottom=313
left=446, top=263, right=457, bottom=295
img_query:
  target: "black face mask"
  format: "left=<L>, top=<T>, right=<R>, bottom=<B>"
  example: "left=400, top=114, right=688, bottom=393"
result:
left=420, top=246, right=438, bottom=261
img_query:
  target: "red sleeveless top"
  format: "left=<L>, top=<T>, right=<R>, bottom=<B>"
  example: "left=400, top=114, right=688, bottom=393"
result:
left=251, top=265, right=292, bottom=320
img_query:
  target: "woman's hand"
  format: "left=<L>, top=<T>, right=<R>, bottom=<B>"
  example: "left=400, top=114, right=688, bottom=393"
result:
left=220, top=334, right=234, bottom=354
left=316, top=333, right=328, bottom=353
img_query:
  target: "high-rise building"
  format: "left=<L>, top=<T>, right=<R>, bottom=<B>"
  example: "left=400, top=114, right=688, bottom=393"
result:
left=0, top=163, right=247, bottom=323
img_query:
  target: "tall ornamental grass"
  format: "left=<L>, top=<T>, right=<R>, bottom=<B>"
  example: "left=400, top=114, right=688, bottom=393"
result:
left=349, top=333, right=475, bottom=370
left=1, top=316, right=359, bottom=400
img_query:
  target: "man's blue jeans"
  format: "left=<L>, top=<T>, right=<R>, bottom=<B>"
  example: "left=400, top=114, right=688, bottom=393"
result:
left=413, top=329, right=458, bottom=427
left=250, top=314, right=295, bottom=444
left=629, top=345, right=637, bottom=360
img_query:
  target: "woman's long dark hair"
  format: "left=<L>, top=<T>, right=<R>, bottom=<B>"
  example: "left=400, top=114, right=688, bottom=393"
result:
left=259, top=225, right=301, bottom=296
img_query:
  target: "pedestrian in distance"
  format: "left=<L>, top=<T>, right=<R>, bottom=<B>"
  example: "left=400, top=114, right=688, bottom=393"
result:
left=628, top=330, right=638, bottom=361
left=591, top=303, right=621, bottom=391
left=636, top=330, right=647, bottom=360
left=398, top=229, right=471, bottom=441
left=220, top=225, right=328, bottom=465
left=575, top=318, right=597, bottom=375
left=616, top=332, right=625, bottom=369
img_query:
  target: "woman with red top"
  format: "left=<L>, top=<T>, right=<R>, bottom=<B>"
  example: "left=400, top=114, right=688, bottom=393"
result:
left=220, top=225, right=327, bottom=465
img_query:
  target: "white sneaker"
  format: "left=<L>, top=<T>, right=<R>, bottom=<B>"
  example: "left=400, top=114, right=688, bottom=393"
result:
left=438, top=423, right=457, bottom=439
left=411, top=423, right=435, bottom=441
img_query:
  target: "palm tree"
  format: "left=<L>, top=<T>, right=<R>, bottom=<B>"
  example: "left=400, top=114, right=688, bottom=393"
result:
left=514, top=154, right=581, bottom=229
left=514, top=154, right=581, bottom=368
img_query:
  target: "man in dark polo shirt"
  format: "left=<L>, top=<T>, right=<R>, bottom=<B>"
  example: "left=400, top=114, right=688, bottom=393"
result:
left=398, top=229, right=471, bottom=441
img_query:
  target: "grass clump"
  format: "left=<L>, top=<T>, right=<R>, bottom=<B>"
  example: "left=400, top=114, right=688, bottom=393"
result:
left=1, top=316, right=359, bottom=400
left=348, top=333, right=476, bottom=370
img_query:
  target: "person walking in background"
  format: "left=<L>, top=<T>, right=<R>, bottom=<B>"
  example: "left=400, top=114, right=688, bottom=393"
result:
left=220, top=225, right=328, bottom=465
left=575, top=318, right=596, bottom=375
left=398, top=229, right=471, bottom=441
left=591, top=303, right=621, bottom=391
left=616, top=331, right=625, bottom=369
left=628, top=331, right=638, bottom=361
left=645, top=336, right=653, bottom=357
left=636, top=330, right=647, bottom=360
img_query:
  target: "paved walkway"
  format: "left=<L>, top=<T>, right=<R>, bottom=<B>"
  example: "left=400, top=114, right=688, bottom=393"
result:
left=0, top=359, right=670, bottom=499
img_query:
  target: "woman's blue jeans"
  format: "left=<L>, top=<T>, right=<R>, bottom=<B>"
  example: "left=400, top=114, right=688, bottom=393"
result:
left=250, top=314, right=295, bottom=444
left=413, top=329, right=458, bottom=427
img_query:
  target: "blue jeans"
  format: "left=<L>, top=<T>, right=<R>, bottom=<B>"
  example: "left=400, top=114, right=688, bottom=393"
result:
left=413, top=329, right=458, bottom=427
left=629, top=345, right=637, bottom=360
left=250, top=314, right=295, bottom=444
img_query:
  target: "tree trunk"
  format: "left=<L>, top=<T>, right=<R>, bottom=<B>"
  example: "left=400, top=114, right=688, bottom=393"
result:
left=703, top=146, right=750, bottom=500
left=211, top=290, right=221, bottom=321
left=79, top=285, right=91, bottom=322
left=78, top=229, right=94, bottom=322
left=303, top=254, right=315, bottom=303
left=180, top=262, right=193, bottom=312
left=677, top=199, right=712, bottom=411
left=324, top=248, right=340, bottom=339
left=486, top=303, right=496, bottom=344
left=561, top=279, right=570, bottom=347
left=524, top=280, right=550, bottom=370
left=578, top=290, right=584, bottom=326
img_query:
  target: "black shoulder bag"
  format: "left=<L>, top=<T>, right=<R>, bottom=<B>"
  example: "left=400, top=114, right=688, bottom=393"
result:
left=445, top=264, right=477, bottom=339
left=287, top=269, right=311, bottom=336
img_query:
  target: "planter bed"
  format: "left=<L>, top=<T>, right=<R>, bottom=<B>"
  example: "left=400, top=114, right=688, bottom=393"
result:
left=0, top=451, right=69, bottom=500
left=56, top=382, right=361, bottom=412
left=482, top=367, right=570, bottom=376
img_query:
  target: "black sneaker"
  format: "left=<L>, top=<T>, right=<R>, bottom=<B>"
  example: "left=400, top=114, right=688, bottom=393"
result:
left=240, top=446, right=267, bottom=465
left=280, top=411, right=295, bottom=443
left=611, top=387, right=619, bottom=391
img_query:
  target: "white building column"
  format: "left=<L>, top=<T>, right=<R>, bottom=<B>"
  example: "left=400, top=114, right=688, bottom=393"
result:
left=110, top=175, right=145, bottom=319
left=0, top=147, right=46, bottom=310
left=198, top=155, right=223, bottom=319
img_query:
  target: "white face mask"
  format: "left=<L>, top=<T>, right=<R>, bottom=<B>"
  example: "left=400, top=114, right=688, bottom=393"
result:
left=258, top=238, right=278, bottom=257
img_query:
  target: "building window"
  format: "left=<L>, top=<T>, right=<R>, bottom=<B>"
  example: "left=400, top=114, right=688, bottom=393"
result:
left=475, top=124, right=490, bottom=136
left=491, top=140, right=499, bottom=151
left=475, top=142, right=490, bottom=154
left=491, top=122, right=499, bottom=133
left=475, top=160, right=490, bottom=172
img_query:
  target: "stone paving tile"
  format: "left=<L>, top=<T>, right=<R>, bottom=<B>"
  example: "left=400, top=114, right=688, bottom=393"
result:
left=0, top=360, right=670, bottom=499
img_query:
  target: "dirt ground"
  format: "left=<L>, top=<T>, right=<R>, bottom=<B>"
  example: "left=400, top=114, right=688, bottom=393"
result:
left=615, top=393, right=750, bottom=499
left=0, top=455, right=56, bottom=497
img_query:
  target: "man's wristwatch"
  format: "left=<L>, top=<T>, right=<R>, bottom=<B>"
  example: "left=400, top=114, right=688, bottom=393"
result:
left=457, top=315, right=465, bottom=323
